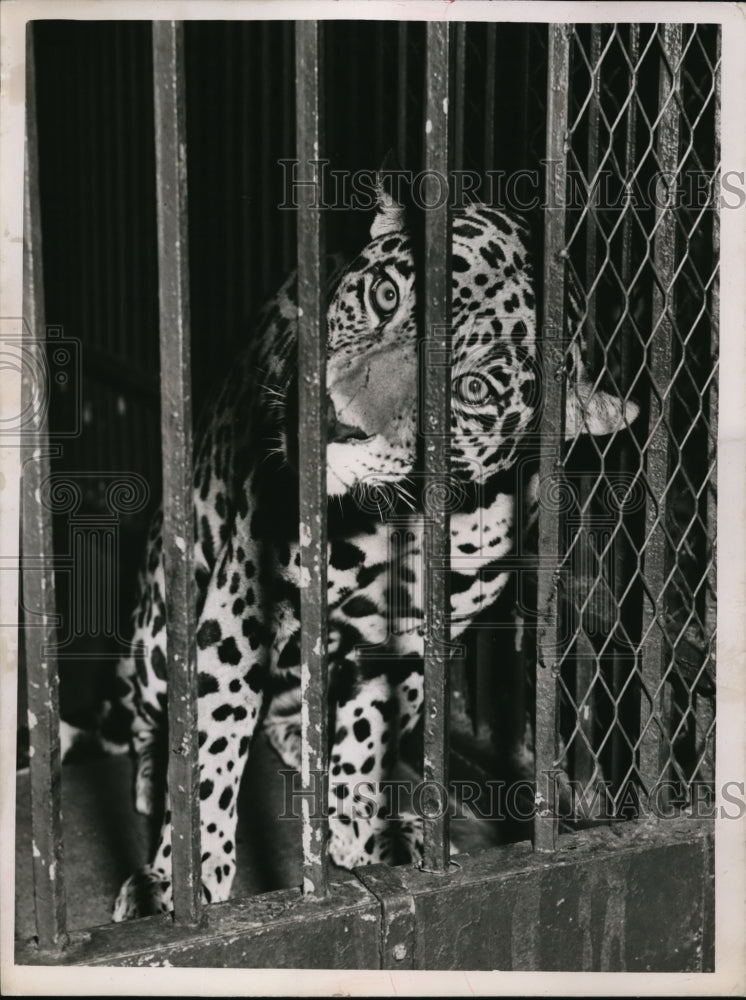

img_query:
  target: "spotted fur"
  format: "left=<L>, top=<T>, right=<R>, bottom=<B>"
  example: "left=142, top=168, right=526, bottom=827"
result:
left=112, top=189, right=638, bottom=920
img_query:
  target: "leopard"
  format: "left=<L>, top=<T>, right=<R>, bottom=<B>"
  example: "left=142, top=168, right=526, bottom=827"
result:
left=112, top=178, right=638, bottom=920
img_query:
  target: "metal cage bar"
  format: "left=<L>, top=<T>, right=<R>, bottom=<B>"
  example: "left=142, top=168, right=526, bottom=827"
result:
left=420, top=20, right=452, bottom=873
left=638, top=22, right=683, bottom=796
left=573, top=23, right=604, bottom=791
left=295, top=19, right=330, bottom=898
left=610, top=21, right=640, bottom=791
left=696, top=25, right=720, bottom=786
left=583, top=24, right=602, bottom=364
left=534, top=22, right=572, bottom=853
left=152, top=19, right=202, bottom=925
left=22, top=23, right=68, bottom=951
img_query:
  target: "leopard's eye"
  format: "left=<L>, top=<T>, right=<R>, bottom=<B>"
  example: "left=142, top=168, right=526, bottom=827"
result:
left=454, top=373, right=492, bottom=406
left=370, top=276, right=399, bottom=317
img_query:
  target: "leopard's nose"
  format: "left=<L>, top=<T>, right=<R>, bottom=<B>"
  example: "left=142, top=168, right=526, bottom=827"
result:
left=326, top=396, right=370, bottom=444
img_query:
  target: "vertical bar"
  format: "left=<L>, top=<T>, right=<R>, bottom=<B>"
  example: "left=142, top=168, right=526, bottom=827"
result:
left=421, top=20, right=452, bottom=873
left=638, top=23, right=682, bottom=794
left=611, top=21, right=640, bottom=790
left=22, top=23, right=68, bottom=950
left=295, top=20, right=329, bottom=897
left=483, top=23, right=496, bottom=172
left=696, top=25, right=720, bottom=786
left=453, top=23, right=466, bottom=173
left=573, top=24, right=603, bottom=791
left=534, top=23, right=572, bottom=853
left=448, top=20, right=468, bottom=713
left=397, top=23, right=408, bottom=165
left=151, top=19, right=201, bottom=925
left=584, top=24, right=602, bottom=363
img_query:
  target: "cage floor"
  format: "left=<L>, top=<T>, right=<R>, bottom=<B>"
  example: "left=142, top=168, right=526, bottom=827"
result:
left=15, top=731, right=502, bottom=939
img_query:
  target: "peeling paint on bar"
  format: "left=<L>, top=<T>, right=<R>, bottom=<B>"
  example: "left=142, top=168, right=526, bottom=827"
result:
left=296, top=20, right=330, bottom=897
left=421, top=20, right=452, bottom=874
left=300, top=661, right=311, bottom=785
left=152, top=19, right=202, bottom=925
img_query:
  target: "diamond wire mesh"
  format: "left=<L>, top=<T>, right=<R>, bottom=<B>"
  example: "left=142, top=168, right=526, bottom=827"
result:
left=548, top=23, right=719, bottom=819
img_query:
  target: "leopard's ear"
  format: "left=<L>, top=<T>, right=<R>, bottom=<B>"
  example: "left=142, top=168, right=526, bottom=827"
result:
left=564, top=341, right=640, bottom=438
left=371, top=150, right=406, bottom=238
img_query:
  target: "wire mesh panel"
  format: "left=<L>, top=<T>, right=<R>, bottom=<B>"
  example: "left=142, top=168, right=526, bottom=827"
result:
left=539, top=22, right=719, bottom=822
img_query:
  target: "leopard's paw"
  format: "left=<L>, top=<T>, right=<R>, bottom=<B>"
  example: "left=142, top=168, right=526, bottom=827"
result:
left=112, top=866, right=172, bottom=922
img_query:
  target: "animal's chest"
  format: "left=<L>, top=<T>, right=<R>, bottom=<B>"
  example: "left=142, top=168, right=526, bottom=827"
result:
left=267, top=490, right=516, bottom=668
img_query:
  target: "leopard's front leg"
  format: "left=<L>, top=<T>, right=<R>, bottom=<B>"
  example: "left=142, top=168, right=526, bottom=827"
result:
left=113, top=534, right=269, bottom=921
left=327, top=666, right=405, bottom=868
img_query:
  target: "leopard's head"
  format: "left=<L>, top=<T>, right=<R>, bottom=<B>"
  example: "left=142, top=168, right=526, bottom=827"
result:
left=322, top=180, right=638, bottom=497
left=324, top=187, right=417, bottom=496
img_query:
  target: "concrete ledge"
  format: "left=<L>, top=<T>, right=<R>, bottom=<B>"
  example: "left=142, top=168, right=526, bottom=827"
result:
left=16, top=817, right=713, bottom=971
